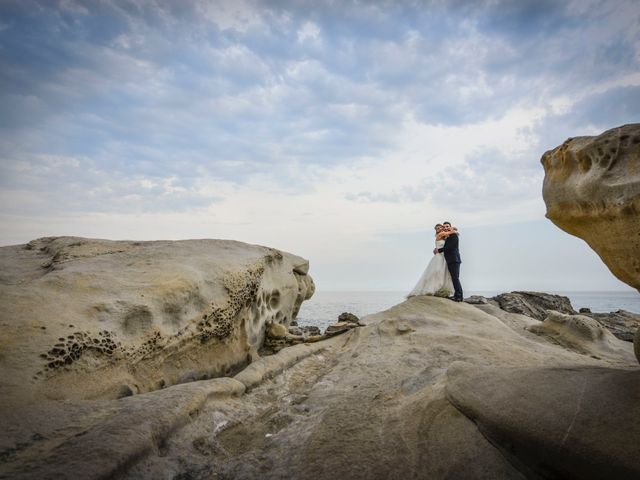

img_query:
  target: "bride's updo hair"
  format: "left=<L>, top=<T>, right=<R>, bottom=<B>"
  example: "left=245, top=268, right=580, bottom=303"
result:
left=434, top=223, right=443, bottom=229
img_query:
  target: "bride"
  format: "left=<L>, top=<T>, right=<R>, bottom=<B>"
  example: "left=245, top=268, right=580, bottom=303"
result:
left=407, top=223, right=456, bottom=298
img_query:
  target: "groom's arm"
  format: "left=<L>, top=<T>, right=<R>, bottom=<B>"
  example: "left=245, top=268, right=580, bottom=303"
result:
left=438, top=234, right=458, bottom=253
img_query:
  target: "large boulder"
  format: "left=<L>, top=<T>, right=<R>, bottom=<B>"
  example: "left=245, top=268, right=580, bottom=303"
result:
left=541, top=124, right=640, bottom=291
left=541, top=124, right=640, bottom=363
left=491, top=291, right=576, bottom=321
left=0, top=237, right=314, bottom=406
left=447, top=364, right=640, bottom=480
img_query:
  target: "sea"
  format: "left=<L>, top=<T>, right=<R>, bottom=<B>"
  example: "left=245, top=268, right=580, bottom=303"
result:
left=296, top=290, right=640, bottom=331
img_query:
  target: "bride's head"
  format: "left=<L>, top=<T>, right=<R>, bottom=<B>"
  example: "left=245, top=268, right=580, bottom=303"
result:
left=434, top=224, right=444, bottom=235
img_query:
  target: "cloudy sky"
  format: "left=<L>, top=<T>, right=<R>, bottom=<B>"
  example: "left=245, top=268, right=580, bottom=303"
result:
left=1, top=0, right=639, bottom=292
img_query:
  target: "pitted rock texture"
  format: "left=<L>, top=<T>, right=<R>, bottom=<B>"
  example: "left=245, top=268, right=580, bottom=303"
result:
left=1, top=295, right=638, bottom=479
left=541, top=124, right=640, bottom=291
left=0, top=237, right=314, bottom=405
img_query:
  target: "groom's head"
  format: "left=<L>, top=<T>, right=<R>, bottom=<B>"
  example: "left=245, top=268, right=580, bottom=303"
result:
left=443, top=221, right=452, bottom=231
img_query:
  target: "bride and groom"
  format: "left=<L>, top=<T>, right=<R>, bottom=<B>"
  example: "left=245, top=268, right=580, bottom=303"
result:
left=407, top=221, right=463, bottom=301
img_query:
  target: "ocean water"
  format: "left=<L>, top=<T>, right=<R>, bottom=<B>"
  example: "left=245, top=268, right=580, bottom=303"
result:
left=296, top=290, right=640, bottom=331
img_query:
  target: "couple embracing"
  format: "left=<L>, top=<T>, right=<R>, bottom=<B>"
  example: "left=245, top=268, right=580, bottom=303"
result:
left=407, top=221, right=463, bottom=302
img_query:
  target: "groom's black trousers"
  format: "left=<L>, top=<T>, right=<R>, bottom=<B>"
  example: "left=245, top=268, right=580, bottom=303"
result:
left=447, top=262, right=463, bottom=300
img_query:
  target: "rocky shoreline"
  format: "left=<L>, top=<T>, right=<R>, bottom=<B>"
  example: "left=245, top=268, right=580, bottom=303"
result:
left=465, top=291, right=640, bottom=342
left=0, top=236, right=637, bottom=479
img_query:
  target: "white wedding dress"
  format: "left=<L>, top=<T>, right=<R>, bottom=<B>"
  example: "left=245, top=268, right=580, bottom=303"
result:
left=407, top=239, right=454, bottom=297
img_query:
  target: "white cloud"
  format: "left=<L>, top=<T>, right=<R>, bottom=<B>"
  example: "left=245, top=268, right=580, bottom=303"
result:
left=297, top=21, right=321, bottom=45
left=1, top=0, right=639, bottom=292
left=194, top=0, right=266, bottom=33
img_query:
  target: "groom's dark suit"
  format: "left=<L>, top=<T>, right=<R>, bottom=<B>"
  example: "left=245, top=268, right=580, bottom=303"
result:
left=438, top=233, right=463, bottom=301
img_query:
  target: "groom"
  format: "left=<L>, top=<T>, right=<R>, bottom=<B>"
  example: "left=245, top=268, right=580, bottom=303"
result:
left=438, top=221, right=463, bottom=302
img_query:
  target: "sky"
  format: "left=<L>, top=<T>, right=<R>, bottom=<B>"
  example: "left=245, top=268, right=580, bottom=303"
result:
left=1, top=0, right=639, bottom=292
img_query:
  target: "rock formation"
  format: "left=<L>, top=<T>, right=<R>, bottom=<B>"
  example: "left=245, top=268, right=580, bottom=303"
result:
left=468, top=291, right=640, bottom=343
left=1, top=237, right=639, bottom=479
left=582, top=309, right=640, bottom=342
left=490, top=291, right=577, bottom=320
left=541, top=124, right=640, bottom=363
left=0, top=236, right=314, bottom=406
left=541, top=123, right=640, bottom=291
left=122, top=298, right=638, bottom=479
left=526, top=310, right=633, bottom=362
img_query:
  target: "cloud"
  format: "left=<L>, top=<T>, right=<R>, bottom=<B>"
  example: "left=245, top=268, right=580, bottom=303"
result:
left=0, top=0, right=639, bottom=291
left=0, top=152, right=224, bottom=215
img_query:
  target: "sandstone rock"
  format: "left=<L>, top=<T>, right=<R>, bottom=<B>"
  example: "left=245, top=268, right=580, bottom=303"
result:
left=3, top=262, right=639, bottom=478
left=541, top=124, right=640, bottom=362
left=266, top=321, right=288, bottom=339
left=446, top=364, right=640, bottom=480
left=491, top=291, right=576, bottom=320
left=121, top=296, right=636, bottom=480
left=0, top=237, right=313, bottom=404
left=541, top=124, right=640, bottom=291
left=526, top=311, right=635, bottom=363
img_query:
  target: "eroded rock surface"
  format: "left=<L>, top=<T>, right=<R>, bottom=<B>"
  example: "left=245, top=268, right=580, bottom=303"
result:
left=116, top=297, right=635, bottom=480
left=541, top=124, right=640, bottom=362
left=1, top=290, right=638, bottom=479
left=541, top=124, right=640, bottom=291
left=2, top=238, right=639, bottom=479
left=0, top=237, right=315, bottom=404
left=527, top=310, right=633, bottom=362
left=491, top=291, right=576, bottom=320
